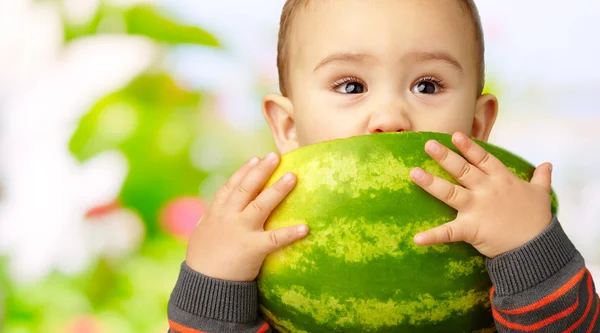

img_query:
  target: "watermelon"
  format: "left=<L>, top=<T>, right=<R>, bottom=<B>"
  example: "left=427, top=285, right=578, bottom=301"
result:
left=257, top=131, right=558, bottom=333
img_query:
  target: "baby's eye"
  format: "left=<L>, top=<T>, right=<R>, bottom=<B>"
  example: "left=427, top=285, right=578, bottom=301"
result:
left=411, top=77, right=444, bottom=94
left=333, top=78, right=366, bottom=94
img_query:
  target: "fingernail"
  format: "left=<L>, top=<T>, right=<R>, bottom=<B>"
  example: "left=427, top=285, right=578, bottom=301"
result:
left=414, top=234, right=425, bottom=245
left=297, top=224, right=308, bottom=236
left=411, top=168, right=425, bottom=181
left=283, top=172, right=295, bottom=183
left=454, top=132, right=465, bottom=145
left=548, top=163, right=553, bottom=172
left=249, top=157, right=259, bottom=165
left=426, top=141, right=441, bottom=154
left=266, top=152, right=278, bottom=162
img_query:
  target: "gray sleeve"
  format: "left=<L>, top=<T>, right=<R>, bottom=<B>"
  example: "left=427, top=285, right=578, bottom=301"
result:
left=487, top=216, right=599, bottom=332
left=167, top=262, right=272, bottom=333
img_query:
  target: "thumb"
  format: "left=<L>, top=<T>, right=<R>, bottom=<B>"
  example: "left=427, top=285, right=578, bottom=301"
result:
left=414, top=220, right=466, bottom=246
left=530, top=162, right=552, bottom=192
left=261, top=224, right=309, bottom=254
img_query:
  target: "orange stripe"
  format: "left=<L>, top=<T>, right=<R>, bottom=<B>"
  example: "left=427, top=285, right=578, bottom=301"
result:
left=168, top=320, right=206, bottom=333
left=257, top=321, right=270, bottom=333
left=586, top=296, right=600, bottom=333
left=493, top=296, right=579, bottom=331
left=168, top=319, right=270, bottom=333
left=492, top=267, right=586, bottom=315
left=563, top=272, right=594, bottom=332
left=492, top=270, right=593, bottom=332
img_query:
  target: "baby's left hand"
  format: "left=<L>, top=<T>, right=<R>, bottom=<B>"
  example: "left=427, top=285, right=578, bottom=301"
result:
left=410, top=132, right=553, bottom=258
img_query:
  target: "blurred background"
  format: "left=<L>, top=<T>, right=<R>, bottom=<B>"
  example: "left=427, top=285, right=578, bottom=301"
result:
left=0, top=0, right=599, bottom=332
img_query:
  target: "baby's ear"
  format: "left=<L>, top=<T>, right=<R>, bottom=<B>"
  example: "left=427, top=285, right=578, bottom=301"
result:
left=472, top=93, right=498, bottom=142
left=263, top=94, right=299, bottom=154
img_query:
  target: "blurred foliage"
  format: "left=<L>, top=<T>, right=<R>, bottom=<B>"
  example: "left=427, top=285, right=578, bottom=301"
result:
left=59, top=1, right=219, bottom=47
left=1, top=0, right=232, bottom=332
left=482, top=81, right=501, bottom=97
left=3, top=238, right=186, bottom=332
left=0, top=258, right=9, bottom=329
left=69, top=73, right=207, bottom=238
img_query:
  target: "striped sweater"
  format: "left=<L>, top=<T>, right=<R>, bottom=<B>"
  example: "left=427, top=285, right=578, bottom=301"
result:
left=167, top=216, right=600, bottom=332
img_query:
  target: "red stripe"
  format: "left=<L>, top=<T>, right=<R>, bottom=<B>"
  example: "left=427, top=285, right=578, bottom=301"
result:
left=493, top=297, right=579, bottom=331
left=168, top=320, right=206, bottom=333
left=492, top=269, right=593, bottom=332
left=563, top=272, right=594, bottom=332
left=168, top=320, right=269, bottom=333
left=257, top=322, right=270, bottom=333
left=492, top=267, right=586, bottom=315
left=586, top=296, right=600, bottom=333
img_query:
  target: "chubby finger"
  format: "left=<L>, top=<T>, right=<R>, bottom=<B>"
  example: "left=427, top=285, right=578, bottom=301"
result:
left=260, top=224, right=309, bottom=254
left=410, top=167, right=471, bottom=210
left=213, top=156, right=260, bottom=206
left=424, top=140, right=486, bottom=189
left=413, top=220, right=467, bottom=246
left=244, top=172, right=296, bottom=224
left=228, top=152, right=280, bottom=210
left=452, top=132, right=508, bottom=176
left=530, top=162, right=553, bottom=192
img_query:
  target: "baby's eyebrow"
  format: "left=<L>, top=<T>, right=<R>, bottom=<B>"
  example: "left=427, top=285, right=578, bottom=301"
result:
left=406, top=51, right=464, bottom=74
left=313, top=51, right=464, bottom=74
left=313, top=52, right=375, bottom=72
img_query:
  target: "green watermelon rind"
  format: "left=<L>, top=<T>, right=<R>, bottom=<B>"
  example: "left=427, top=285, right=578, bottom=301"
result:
left=257, top=131, right=557, bottom=333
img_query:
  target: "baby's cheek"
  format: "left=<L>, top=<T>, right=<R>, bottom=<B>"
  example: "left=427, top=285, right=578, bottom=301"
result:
left=312, top=132, right=338, bottom=145
left=300, top=128, right=345, bottom=146
left=425, top=118, right=473, bottom=136
left=297, top=125, right=330, bottom=146
left=296, top=111, right=371, bottom=145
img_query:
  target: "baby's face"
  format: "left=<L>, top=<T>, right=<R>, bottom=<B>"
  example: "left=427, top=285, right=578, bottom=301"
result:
left=264, top=0, right=498, bottom=154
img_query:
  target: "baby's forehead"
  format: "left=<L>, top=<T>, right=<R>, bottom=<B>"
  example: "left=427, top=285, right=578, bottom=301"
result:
left=290, top=1, right=477, bottom=62
left=280, top=0, right=483, bottom=92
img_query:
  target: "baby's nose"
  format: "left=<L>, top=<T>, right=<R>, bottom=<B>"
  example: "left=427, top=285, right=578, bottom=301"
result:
left=370, top=126, right=405, bottom=133
left=367, top=110, right=412, bottom=134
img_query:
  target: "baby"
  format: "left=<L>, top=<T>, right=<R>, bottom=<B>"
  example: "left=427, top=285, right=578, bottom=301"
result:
left=167, top=0, right=600, bottom=332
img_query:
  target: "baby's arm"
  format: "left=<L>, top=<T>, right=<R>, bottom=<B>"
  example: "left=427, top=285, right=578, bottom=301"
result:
left=167, top=153, right=307, bottom=333
left=487, top=216, right=599, bottom=332
left=167, top=263, right=272, bottom=333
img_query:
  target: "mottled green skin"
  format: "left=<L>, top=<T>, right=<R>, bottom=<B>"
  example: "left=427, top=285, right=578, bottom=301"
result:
left=257, top=132, right=558, bottom=333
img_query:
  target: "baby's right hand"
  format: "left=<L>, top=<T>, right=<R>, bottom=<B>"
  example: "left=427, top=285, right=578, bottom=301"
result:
left=185, top=152, right=309, bottom=282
